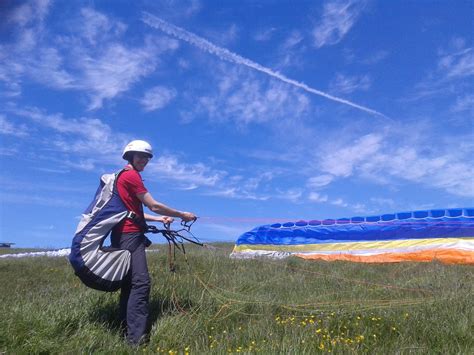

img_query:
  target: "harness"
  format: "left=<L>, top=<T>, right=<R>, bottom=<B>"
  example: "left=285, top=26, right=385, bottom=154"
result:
left=69, top=169, right=135, bottom=292
left=69, top=168, right=202, bottom=292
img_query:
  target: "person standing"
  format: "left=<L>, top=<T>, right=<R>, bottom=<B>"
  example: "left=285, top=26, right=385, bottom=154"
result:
left=111, top=140, right=196, bottom=346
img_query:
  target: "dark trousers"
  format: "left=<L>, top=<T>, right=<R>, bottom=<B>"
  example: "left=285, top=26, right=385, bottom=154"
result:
left=112, top=232, right=150, bottom=345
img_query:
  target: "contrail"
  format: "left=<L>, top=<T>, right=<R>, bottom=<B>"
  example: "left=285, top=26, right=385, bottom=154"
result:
left=142, top=12, right=388, bottom=119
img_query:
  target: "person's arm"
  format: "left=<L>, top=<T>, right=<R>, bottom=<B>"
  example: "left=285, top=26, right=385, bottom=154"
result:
left=137, top=192, right=196, bottom=222
left=143, top=213, right=174, bottom=224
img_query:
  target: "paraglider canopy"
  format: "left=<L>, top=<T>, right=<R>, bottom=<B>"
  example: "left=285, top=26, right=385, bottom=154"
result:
left=231, top=208, right=474, bottom=264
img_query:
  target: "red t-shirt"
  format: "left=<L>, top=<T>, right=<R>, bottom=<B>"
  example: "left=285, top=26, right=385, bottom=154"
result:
left=113, top=167, right=148, bottom=234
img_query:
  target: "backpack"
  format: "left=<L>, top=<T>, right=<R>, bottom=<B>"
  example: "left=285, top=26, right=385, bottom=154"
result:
left=69, top=169, right=137, bottom=292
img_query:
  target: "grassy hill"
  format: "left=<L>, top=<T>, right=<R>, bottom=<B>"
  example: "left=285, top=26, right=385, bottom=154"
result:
left=0, top=243, right=472, bottom=353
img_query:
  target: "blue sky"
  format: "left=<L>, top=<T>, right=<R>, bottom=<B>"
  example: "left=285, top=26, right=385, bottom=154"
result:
left=0, top=0, right=473, bottom=248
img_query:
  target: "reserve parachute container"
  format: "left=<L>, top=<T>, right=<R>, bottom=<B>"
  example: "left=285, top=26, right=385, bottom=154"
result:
left=231, top=208, right=474, bottom=264
left=69, top=170, right=134, bottom=291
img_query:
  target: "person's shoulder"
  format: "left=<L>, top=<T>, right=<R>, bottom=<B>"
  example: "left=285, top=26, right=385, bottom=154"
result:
left=119, top=168, right=142, bottom=181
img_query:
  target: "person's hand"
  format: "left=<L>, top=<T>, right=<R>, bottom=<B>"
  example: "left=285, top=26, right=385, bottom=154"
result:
left=180, top=212, right=196, bottom=222
left=161, top=216, right=174, bottom=225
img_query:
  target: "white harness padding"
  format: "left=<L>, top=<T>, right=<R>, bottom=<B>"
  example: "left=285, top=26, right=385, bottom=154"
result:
left=69, top=171, right=133, bottom=292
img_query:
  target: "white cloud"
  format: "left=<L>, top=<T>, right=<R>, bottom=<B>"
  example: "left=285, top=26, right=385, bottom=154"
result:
left=208, top=187, right=270, bottom=201
left=361, top=50, right=389, bottom=65
left=5, top=105, right=285, bottom=199
left=203, top=170, right=276, bottom=201
left=146, top=155, right=223, bottom=188
left=143, top=12, right=386, bottom=117
left=254, top=27, right=276, bottom=41
left=197, top=66, right=310, bottom=126
left=308, top=192, right=328, bottom=202
left=8, top=106, right=129, bottom=168
left=274, top=31, right=307, bottom=70
left=318, top=131, right=474, bottom=197
left=438, top=47, right=474, bottom=80
left=410, top=40, right=473, bottom=102
left=1, top=6, right=179, bottom=109
left=79, top=7, right=127, bottom=46
left=451, top=94, right=474, bottom=113
left=78, top=38, right=177, bottom=110
left=329, top=73, right=371, bottom=94
left=331, top=198, right=348, bottom=207
left=320, top=133, right=383, bottom=177
left=276, top=188, right=304, bottom=203
left=312, top=0, right=366, bottom=48
left=141, top=86, right=177, bottom=112
left=282, top=31, right=304, bottom=50
left=7, top=0, right=51, bottom=27
left=0, top=115, right=30, bottom=137
left=307, top=174, right=334, bottom=189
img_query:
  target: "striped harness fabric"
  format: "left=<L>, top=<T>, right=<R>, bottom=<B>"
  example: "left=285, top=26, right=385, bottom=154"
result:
left=69, top=170, right=133, bottom=292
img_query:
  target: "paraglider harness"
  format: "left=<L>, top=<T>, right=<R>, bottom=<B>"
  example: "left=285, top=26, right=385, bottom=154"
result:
left=69, top=168, right=203, bottom=292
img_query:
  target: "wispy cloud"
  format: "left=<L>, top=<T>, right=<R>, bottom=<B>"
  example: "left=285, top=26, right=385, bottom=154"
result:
left=254, top=27, right=276, bottom=42
left=276, top=188, right=304, bottom=203
left=141, top=85, right=177, bottom=112
left=78, top=7, right=127, bottom=46
left=312, top=0, right=366, bottom=48
left=207, top=187, right=270, bottom=201
left=6, top=0, right=51, bottom=27
left=307, top=174, right=334, bottom=189
left=76, top=37, right=178, bottom=110
left=0, top=115, right=30, bottom=137
left=146, top=155, right=224, bottom=189
left=0, top=0, right=66, bottom=96
left=142, top=11, right=387, bottom=118
left=308, top=191, right=328, bottom=203
left=329, top=73, right=371, bottom=94
left=320, top=133, right=383, bottom=178
left=438, top=47, right=474, bottom=80
left=274, top=30, right=307, bottom=70
left=8, top=106, right=129, bottom=167
left=196, top=66, right=311, bottom=125
left=451, top=94, right=474, bottom=113
left=361, top=50, right=389, bottom=65
left=1, top=6, right=179, bottom=109
left=409, top=39, right=474, bottom=102
left=317, top=131, right=474, bottom=197
left=204, top=170, right=276, bottom=201
left=5, top=105, right=285, bottom=197
left=282, top=31, right=304, bottom=50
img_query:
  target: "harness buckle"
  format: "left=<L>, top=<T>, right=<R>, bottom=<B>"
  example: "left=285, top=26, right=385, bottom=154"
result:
left=126, top=211, right=136, bottom=220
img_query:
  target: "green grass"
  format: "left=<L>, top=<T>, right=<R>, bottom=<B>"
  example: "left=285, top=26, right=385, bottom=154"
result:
left=1, top=243, right=473, bottom=354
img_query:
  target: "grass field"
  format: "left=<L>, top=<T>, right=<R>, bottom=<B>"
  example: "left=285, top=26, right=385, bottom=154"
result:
left=0, top=243, right=473, bottom=354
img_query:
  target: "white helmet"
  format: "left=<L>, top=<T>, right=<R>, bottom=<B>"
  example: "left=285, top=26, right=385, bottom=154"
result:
left=122, top=140, right=154, bottom=160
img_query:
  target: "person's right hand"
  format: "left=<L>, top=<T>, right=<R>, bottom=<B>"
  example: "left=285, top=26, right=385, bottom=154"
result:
left=180, top=211, right=196, bottom=222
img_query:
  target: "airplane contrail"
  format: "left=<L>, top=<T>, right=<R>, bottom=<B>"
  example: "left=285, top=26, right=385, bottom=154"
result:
left=142, top=12, right=388, bottom=119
